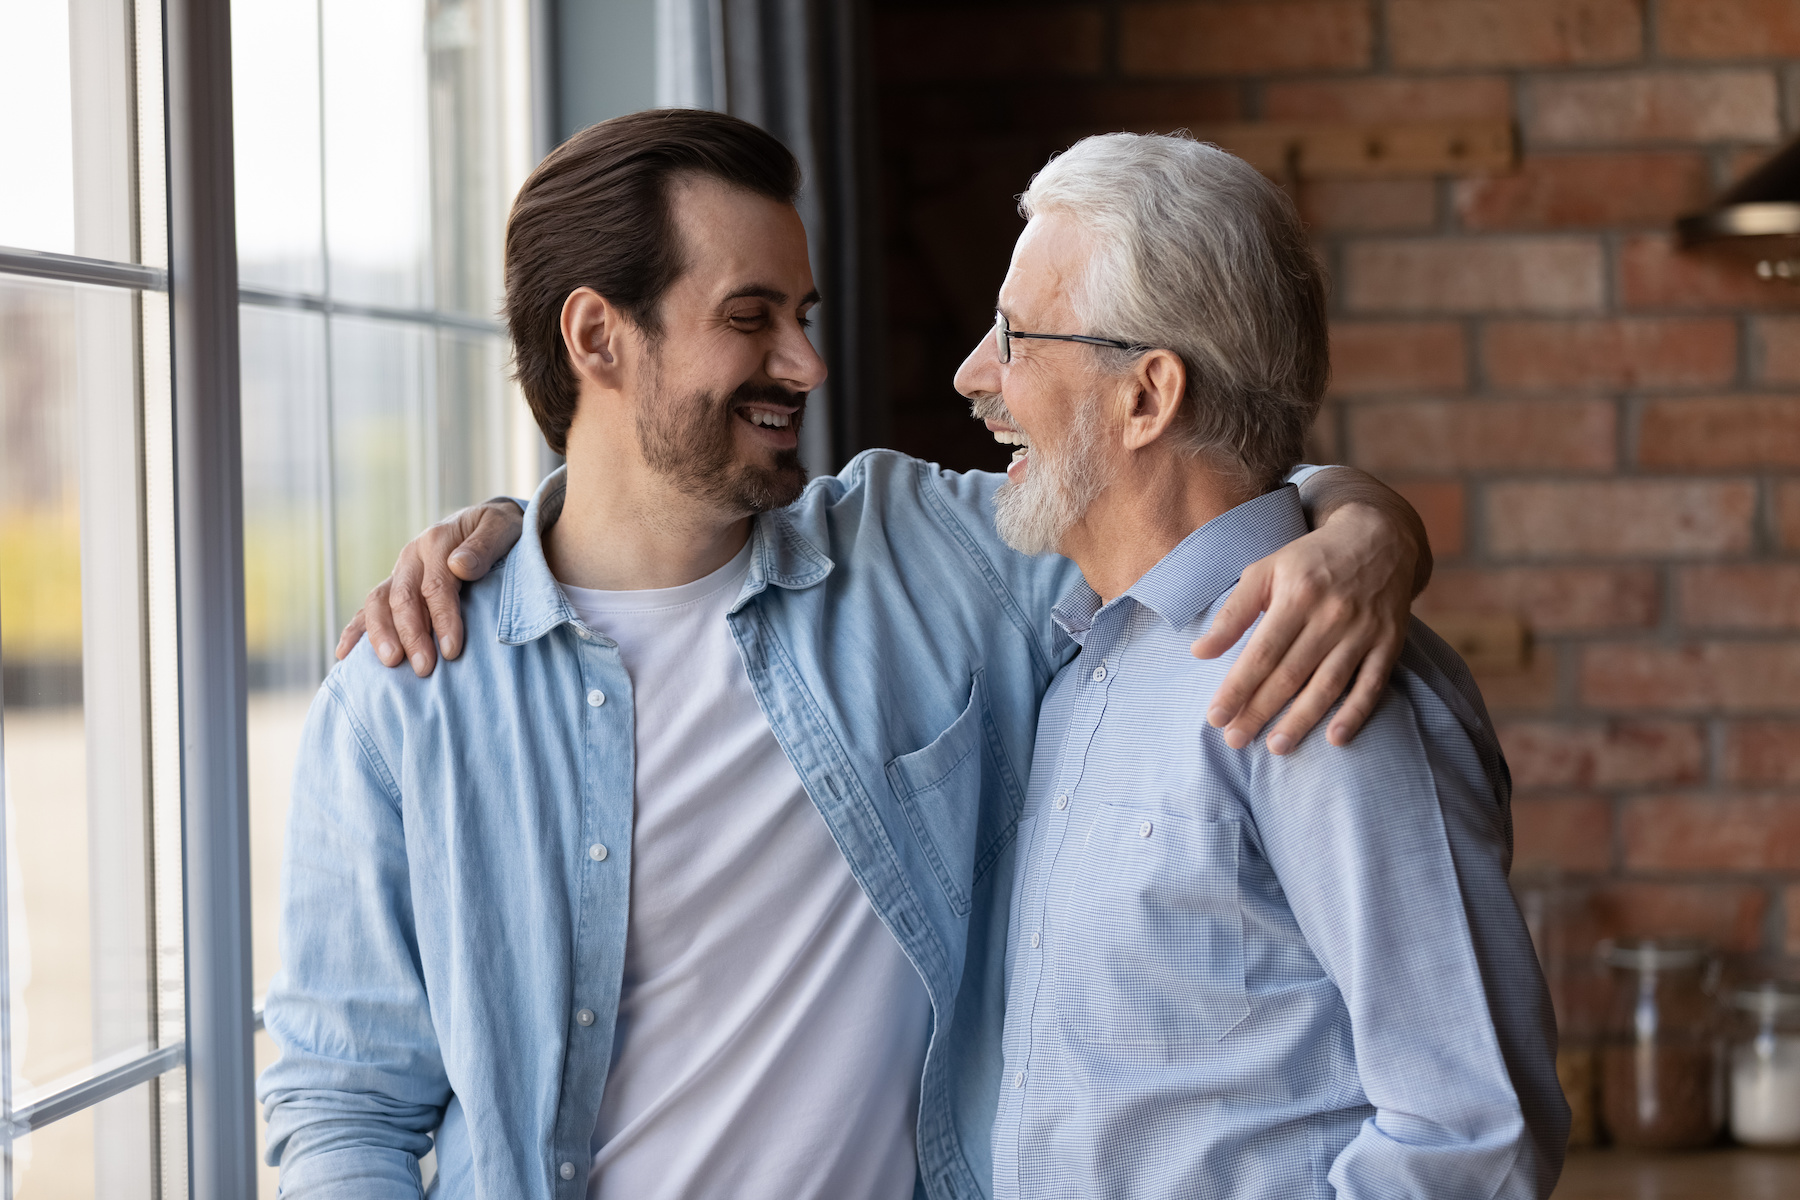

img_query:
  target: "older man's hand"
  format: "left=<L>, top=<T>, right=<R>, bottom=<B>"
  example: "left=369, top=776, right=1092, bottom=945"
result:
left=335, top=497, right=525, bottom=676
left=1193, top=468, right=1428, bottom=755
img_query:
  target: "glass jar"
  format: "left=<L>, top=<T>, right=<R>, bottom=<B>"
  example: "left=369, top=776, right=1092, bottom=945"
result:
left=1729, top=982, right=1800, bottom=1147
left=1598, top=938, right=1724, bottom=1150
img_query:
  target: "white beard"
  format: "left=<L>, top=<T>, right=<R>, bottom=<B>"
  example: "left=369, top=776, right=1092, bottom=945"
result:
left=992, top=397, right=1113, bottom=556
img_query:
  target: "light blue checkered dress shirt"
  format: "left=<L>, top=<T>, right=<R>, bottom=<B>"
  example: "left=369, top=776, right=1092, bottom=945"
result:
left=992, top=485, right=1567, bottom=1199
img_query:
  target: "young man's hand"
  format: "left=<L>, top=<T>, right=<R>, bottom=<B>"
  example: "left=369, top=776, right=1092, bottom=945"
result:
left=335, top=498, right=526, bottom=676
left=1193, top=468, right=1429, bottom=755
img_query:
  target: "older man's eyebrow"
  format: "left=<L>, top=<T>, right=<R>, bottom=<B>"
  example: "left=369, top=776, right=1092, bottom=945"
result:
left=720, top=285, right=823, bottom=309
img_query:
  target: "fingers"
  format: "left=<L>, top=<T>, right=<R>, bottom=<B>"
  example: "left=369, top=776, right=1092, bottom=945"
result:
left=387, top=551, right=441, bottom=677
left=334, top=611, right=367, bottom=661
left=360, top=580, right=407, bottom=669
left=1191, top=567, right=1267, bottom=662
left=1218, top=613, right=1339, bottom=750
left=419, top=563, right=466, bottom=662
left=1264, top=641, right=1363, bottom=755
left=1326, top=630, right=1405, bottom=747
left=449, top=501, right=523, bottom=582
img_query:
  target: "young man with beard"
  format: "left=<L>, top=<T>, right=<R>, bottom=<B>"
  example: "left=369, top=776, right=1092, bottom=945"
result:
left=957, top=134, right=1565, bottom=1198
left=265, top=110, right=1431, bottom=1198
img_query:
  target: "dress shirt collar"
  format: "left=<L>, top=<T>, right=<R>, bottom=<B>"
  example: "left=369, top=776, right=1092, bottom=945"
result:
left=495, top=466, right=835, bottom=646
left=1050, top=484, right=1308, bottom=642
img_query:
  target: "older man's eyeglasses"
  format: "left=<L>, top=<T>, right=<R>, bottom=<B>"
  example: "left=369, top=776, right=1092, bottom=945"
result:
left=993, top=310, right=1150, bottom=365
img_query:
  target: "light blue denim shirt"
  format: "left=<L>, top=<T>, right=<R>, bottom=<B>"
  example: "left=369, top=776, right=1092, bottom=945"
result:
left=994, top=486, right=1567, bottom=1200
left=258, top=450, right=1081, bottom=1199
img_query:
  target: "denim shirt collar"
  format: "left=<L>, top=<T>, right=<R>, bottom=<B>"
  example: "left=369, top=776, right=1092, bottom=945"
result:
left=495, top=467, right=835, bottom=646
left=1050, top=484, right=1308, bottom=643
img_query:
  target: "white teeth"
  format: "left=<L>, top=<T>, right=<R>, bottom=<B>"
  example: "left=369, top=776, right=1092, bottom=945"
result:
left=992, top=429, right=1030, bottom=447
left=743, top=409, right=791, bottom=428
left=1011, top=447, right=1028, bottom=463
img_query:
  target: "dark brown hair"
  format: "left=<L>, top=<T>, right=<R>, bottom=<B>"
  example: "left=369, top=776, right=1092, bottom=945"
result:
left=504, top=109, right=802, bottom=454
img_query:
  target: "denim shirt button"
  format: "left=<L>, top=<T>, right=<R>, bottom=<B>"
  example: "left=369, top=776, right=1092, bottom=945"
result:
left=586, top=689, right=606, bottom=707
left=576, top=1008, right=595, bottom=1026
left=559, top=1161, right=576, bottom=1180
left=589, top=843, right=609, bottom=862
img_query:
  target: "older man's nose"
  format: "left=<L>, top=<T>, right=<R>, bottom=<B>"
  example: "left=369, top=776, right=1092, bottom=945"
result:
left=954, top=328, right=1000, bottom=399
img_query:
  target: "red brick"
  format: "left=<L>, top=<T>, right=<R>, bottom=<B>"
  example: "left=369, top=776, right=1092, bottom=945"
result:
left=1660, top=0, right=1800, bottom=60
left=1119, top=1, right=1372, bottom=76
left=1677, top=565, right=1800, bottom=631
left=1297, top=179, right=1436, bottom=233
left=1471, top=644, right=1560, bottom=714
left=1416, top=566, right=1660, bottom=633
left=1329, top=321, right=1467, bottom=394
left=1513, top=795, right=1613, bottom=872
left=1638, top=396, right=1800, bottom=469
left=874, top=7, right=1105, bottom=83
left=1389, top=478, right=1465, bottom=558
left=1500, top=720, right=1706, bottom=789
left=1344, top=238, right=1605, bottom=315
left=1581, top=641, right=1800, bottom=710
left=1620, top=235, right=1800, bottom=312
left=1483, top=318, right=1736, bottom=391
left=1529, top=70, right=1781, bottom=145
left=1624, top=794, right=1800, bottom=870
left=1724, top=721, right=1800, bottom=784
left=1488, top=480, right=1755, bottom=558
left=1263, top=75, right=1513, bottom=123
left=1584, top=882, right=1769, bottom=954
left=1389, top=0, right=1643, bottom=69
left=1782, top=482, right=1800, bottom=551
left=1454, top=153, right=1710, bottom=231
left=1755, top=317, right=1800, bottom=384
left=1350, top=399, right=1614, bottom=472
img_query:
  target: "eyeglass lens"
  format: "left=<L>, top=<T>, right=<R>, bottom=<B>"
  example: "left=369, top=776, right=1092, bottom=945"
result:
left=994, top=311, right=1011, bottom=364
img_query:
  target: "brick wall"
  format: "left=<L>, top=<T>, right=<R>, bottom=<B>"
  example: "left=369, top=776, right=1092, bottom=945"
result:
left=874, top=0, right=1800, bottom=969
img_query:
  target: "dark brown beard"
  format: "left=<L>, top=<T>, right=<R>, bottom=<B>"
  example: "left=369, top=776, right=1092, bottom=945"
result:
left=637, top=376, right=809, bottom=515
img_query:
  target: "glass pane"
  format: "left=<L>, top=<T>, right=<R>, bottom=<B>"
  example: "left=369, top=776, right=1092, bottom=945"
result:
left=1, top=278, right=153, bottom=1110
left=232, top=0, right=325, bottom=294
left=426, top=0, right=526, bottom=319
left=435, top=331, right=528, bottom=508
left=322, top=0, right=431, bottom=309
left=331, top=316, right=428, bottom=624
left=240, top=305, right=329, bottom=1005
left=0, top=0, right=74, bottom=254
left=0, top=0, right=147, bottom=262
left=13, top=1076, right=161, bottom=1198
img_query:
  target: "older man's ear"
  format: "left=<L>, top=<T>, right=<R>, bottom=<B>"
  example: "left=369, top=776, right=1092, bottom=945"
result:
left=1120, top=349, right=1189, bottom=451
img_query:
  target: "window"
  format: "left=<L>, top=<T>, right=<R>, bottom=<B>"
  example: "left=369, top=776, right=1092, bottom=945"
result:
left=0, top=0, right=540, bottom=1192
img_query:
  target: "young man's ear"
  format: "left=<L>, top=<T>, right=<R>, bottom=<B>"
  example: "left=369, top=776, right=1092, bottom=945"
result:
left=560, top=287, right=632, bottom=390
left=1120, top=349, right=1187, bottom=451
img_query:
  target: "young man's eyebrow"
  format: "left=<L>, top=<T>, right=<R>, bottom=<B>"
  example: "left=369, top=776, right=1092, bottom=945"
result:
left=720, top=285, right=823, bottom=308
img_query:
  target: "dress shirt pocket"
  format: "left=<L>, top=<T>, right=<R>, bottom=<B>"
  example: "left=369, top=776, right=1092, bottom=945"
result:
left=885, top=670, right=1026, bottom=917
left=1056, top=806, right=1249, bottom=1048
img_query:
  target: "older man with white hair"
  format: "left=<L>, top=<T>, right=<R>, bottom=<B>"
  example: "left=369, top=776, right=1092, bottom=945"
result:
left=956, top=133, right=1566, bottom=1199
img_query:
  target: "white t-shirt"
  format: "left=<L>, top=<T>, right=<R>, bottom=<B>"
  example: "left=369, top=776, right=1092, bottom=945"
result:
left=561, top=540, right=932, bottom=1200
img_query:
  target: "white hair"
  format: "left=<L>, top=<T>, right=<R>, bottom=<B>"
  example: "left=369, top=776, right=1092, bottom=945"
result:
left=1020, top=132, right=1328, bottom=490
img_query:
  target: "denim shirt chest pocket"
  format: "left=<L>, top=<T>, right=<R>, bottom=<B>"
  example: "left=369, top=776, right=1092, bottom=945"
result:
left=1054, top=804, right=1250, bottom=1048
left=884, top=670, right=1027, bottom=917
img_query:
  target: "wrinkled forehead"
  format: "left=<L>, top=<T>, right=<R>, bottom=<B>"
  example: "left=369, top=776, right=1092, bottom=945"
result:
left=998, top=211, right=1093, bottom=326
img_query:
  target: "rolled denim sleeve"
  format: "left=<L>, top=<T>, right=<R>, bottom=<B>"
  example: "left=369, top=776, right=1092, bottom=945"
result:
left=257, top=672, right=449, bottom=1197
left=1249, top=688, right=1535, bottom=1199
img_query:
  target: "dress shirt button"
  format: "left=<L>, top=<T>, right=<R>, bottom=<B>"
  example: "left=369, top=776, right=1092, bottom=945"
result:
left=1013, top=1071, right=1025, bottom=1089
left=1054, top=793, right=1069, bottom=811
left=586, top=689, right=606, bottom=707
left=1139, top=820, right=1154, bottom=838
left=589, top=843, right=609, bottom=862
left=576, top=1008, right=595, bottom=1026
left=1091, top=662, right=1107, bottom=682
left=1030, top=931, right=1041, bottom=949
left=559, top=1161, right=576, bottom=1180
